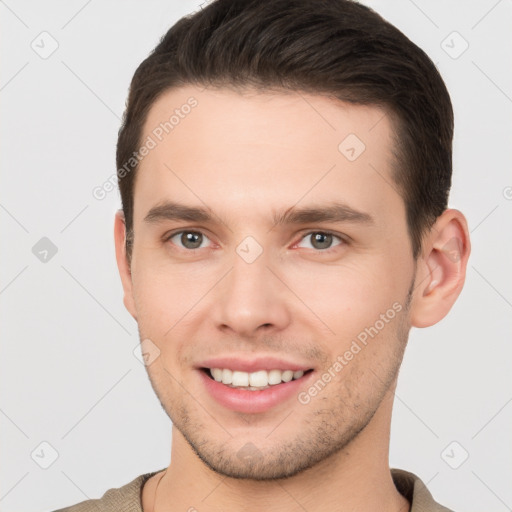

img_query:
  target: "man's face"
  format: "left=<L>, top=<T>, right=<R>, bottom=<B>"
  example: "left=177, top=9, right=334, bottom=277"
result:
left=123, top=85, right=417, bottom=479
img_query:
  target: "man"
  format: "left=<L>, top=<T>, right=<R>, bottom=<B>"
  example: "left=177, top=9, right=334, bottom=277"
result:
left=54, top=0, right=470, bottom=510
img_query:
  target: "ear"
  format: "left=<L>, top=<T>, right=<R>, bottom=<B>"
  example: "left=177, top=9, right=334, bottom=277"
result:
left=114, top=210, right=137, bottom=320
left=410, top=208, right=471, bottom=328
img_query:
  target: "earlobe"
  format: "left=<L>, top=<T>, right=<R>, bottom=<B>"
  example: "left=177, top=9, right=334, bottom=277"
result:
left=114, top=210, right=138, bottom=321
left=410, top=209, right=471, bottom=328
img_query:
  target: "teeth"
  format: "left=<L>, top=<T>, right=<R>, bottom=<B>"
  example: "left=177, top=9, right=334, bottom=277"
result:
left=249, top=370, right=267, bottom=387
left=282, top=370, right=294, bottom=382
left=232, top=371, right=249, bottom=387
left=268, top=369, right=282, bottom=385
left=208, top=368, right=306, bottom=389
left=211, top=368, right=223, bottom=382
left=222, top=368, right=233, bottom=384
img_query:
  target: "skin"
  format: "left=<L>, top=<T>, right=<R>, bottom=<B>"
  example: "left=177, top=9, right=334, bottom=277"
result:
left=114, top=85, right=470, bottom=512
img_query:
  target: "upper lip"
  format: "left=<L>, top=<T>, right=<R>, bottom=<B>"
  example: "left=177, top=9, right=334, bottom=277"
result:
left=198, top=356, right=314, bottom=373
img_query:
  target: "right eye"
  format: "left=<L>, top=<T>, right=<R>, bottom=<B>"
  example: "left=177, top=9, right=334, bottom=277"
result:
left=165, top=230, right=213, bottom=250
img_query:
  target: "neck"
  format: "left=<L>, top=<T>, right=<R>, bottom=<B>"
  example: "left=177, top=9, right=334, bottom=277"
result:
left=146, top=388, right=409, bottom=512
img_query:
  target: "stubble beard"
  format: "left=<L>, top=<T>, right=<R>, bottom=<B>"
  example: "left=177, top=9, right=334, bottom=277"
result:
left=143, top=282, right=414, bottom=481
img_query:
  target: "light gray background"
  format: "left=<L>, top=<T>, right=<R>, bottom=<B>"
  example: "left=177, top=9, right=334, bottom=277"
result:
left=1, top=1, right=511, bottom=511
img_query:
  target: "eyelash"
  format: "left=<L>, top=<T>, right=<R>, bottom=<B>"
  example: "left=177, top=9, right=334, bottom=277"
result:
left=163, top=229, right=347, bottom=253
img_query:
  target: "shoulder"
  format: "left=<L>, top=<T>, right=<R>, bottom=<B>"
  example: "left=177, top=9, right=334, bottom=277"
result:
left=391, top=468, right=456, bottom=512
left=50, top=470, right=163, bottom=512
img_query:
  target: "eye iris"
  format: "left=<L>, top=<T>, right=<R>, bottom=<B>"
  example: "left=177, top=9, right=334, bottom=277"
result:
left=311, top=232, right=332, bottom=250
left=181, top=232, right=202, bottom=249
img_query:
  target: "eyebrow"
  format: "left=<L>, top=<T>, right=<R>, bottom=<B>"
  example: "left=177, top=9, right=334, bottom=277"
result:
left=143, top=200, right=374, bottom=227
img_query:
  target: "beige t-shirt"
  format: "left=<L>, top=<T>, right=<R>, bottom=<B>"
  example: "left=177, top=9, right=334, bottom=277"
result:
left=51, top=467, right=455, bottom=511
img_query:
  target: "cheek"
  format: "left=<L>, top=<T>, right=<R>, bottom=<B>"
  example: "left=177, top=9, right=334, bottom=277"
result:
left=131, top=261, right=215, bottom=337
left=131, top=269, right=175, bottom=334
left=131, top=274, right=189, bottom=373
left=286, top=258, right=409, bottom=340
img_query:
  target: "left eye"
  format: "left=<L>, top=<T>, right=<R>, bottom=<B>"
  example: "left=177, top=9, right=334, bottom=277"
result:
left=296, top=231, right=344, bottom=251
left=167, top=231, right=212, bottom=250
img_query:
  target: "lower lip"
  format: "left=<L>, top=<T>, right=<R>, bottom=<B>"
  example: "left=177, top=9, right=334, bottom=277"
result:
left=198, top=369, right=314, bottom=414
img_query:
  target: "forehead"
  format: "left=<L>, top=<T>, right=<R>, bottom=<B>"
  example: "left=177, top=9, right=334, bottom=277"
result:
left=133, top=85, right=404, bottom=229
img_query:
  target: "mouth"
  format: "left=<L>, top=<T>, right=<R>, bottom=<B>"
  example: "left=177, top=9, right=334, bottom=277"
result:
left=200, top=367, right=315, bottom=391
left=196, top=355, right=317, bottom=413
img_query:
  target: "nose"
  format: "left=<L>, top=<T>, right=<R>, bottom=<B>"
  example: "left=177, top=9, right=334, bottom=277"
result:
left=213, top=246, right=291, bottom=337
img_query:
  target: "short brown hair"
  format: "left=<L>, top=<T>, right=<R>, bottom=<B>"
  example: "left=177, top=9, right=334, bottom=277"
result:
left=117, top=0, right=453, bottom=263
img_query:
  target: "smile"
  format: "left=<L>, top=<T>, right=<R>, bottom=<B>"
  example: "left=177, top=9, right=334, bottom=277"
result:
left=205, top=367, right=312, bottom=390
